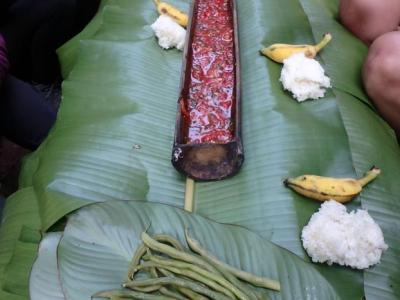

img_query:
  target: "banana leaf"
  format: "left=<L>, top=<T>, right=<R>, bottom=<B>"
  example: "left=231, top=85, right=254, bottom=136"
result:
left=298, top=1, right=400, bottom=298
left=0, top=0, right=398, bottom=299
left=0, top=188, right=41, bottom=299
left=0, top=189, right=40, bottom=269
left=29, top=233, right=64, bottom=300
left=57, top=0, right=117, bottom=78
left=58, top=200, right=340, bottom=300
left=2, top=233, right=40, bottom=297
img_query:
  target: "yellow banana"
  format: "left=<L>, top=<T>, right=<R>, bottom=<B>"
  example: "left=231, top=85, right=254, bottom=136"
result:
left=153, top=0, right=188, bottom=27
left=284, top=166, right=380, bottom=203
left=260, top=33, right=332, bottom=63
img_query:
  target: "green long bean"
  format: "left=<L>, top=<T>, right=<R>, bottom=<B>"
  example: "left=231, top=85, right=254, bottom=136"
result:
left=93, top=289, right=175, bottom=300
left=185, top=251, right=258, bottom=300
left=178, top=287, right=210, bottom=300
left=154, top=234, right=185, bottom=251
left=157, top=268, right=175, bottom=278
left=126, top=244, right=148, bottom=280
left=155, top=268, right=209, bottom=299
left=185, top=229, right=280, bottom=291
left=144, top=248, right=159, bottom=279
left=210, top=263, right=259, bottom=300
left=123, top=277, right=232, bottom=300
left=127, top=233, right=185, bottom=281
left=141, top=232, right=218, bottom=273
left=159, top=287, right=189, bottom=300
left=137, top=261, right=237, bottom=299
left=191, top=254, right=259, bottom=300
left=143, top=254, right=249, bottom=300
left=129, top=285, right=162, bottom=293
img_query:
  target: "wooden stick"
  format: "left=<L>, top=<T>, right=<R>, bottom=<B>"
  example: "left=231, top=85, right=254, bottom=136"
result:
left=184, top=178, right=195, bottom=212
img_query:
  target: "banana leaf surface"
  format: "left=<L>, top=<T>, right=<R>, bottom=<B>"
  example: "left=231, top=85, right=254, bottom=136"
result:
left=0, top=0, right=399, bottom=299
left=0, top=188, right=41, bottom=299
left=29, top=233, right=64, bottom=300
left=58, top=201, right=339, bottom=300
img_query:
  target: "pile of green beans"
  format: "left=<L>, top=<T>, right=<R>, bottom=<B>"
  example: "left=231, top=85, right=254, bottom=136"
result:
left=93, top=230, right=280, bottom=300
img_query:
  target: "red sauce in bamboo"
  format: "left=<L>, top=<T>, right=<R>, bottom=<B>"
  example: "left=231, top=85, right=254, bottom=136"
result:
left=185, top=0, right=235, bottom=144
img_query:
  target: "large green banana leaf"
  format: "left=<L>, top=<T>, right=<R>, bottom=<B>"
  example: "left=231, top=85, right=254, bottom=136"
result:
left=58, top=200, right=339, bottom=300
left=0, top=188, right=41, bottom=299
left=29, top=233, right=64, bottom=300
left=0, top=0, right=399, bottom=299
left=56, top=0, right=119, bottom=78
left=300, top=2, right=400, bottom=297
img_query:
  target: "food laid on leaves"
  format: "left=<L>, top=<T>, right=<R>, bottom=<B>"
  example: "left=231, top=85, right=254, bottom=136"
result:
left=260, top=33, right=332, bottom=63
left=151, top=15, right=187, bottom=50
left=171, top=0, right=243, bottom=181
left=301, top=200, right=388, bottom=269
left=3, top=2, right=398, bottom=299
left=154, top=0, right=189, bottom=28
left=284, top=166, right=381, bottom=203
left=32, top=201, right=344, bottom=300
left=279, top=53, right=331, bottom=102
left=182, top=0, right=235, bottom=145
left=94, top=230, right=280, bottom=299
left=260, top=34, right=332, bottom=102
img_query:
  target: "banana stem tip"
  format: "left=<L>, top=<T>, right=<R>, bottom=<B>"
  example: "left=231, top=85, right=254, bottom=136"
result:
left=358, top=166, right=381, bottom=187
left=315, top=33, right=332, bottom=52
left=369, top=166, right=381, bottom=174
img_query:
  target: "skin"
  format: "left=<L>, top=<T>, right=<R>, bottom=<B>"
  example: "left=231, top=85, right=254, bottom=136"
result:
left=362, top=31, right=400, bottom=140
left=339, top=0, right=400, bottom=44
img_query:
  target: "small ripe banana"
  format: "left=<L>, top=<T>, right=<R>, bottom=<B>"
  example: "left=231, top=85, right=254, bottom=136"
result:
left=260, top=33, right=332, bottom=63
left=153, top=0, right=188, bottom=27
left=284, top=166, right=381, bottom=203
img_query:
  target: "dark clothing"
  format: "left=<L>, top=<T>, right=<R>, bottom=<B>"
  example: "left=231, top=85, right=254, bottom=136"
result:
left=1, top=0, right=100, bottom=83
left=0, top=34, right=9, bottom=85
left=0, top=31, right=55, bottom=149
left=0, top=0, right=100, bottom=150
left=0, top=0, right=14, bottom=22
left=0, top=75, right=56, bottom=150
left=1, top=0, right=75, bottom=82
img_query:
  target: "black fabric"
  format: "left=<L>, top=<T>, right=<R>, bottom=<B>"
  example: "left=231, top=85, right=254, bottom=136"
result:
left=0, top=75, right=56, bottom=150
left=74, top=0, right=101, bottom=34
left=0, top=0, right=100, bottom=149
left=0, top=0, right=100, bottom=83
left=0, top=0, right=14, bottom=24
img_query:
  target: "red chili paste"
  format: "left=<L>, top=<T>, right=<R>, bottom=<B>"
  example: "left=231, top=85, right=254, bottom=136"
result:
left=185, top=0, right=235, bottom=144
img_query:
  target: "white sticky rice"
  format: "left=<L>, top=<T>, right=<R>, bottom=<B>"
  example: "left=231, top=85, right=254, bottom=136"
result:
left=280, top=53, right=331, bottom=102
left=301, top=200, right=388, bottom=269
left=151, top=15, right=186, bottom=50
